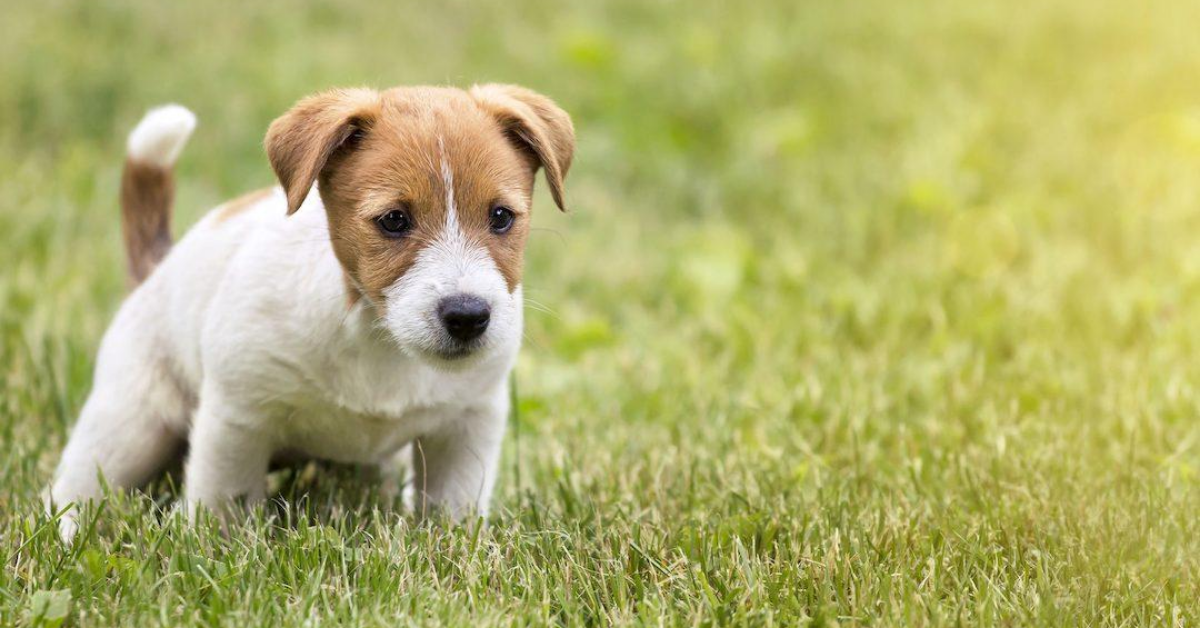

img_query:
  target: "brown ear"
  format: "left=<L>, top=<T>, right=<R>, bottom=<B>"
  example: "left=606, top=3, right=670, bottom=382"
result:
left=264, top=88, right=380, bottom=215
left=470, top=84, right=575, bottom=211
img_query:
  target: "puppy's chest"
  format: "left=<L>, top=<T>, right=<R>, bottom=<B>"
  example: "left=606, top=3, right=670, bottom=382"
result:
left=280, top=353, right=495, bottom=463
left=314, top=350, right=474, bottom=414
left=283, top=400, right=442, bottom=463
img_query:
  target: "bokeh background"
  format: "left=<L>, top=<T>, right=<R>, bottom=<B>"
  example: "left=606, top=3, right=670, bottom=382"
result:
left=1, top=0, right=1198, bottom=625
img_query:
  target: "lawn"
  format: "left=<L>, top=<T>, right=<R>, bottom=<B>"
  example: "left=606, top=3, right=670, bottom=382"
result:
left=2, top=0, right=1198, bottom=625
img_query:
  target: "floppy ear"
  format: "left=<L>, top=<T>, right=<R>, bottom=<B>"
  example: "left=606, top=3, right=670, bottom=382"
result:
left=264, top=88, right=380, bottom=215
left=470, top=84, right=576, bottom=211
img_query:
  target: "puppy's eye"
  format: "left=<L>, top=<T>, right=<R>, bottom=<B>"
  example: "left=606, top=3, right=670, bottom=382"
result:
left=489, top=206, right=515, bottom=234
left=344, top=128, right=366, bottom=147
left=377, top=209, right=412, bottom=236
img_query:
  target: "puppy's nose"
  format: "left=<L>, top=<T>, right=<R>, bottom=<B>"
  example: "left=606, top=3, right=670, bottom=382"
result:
left=438, top=295, right=491, bottom=342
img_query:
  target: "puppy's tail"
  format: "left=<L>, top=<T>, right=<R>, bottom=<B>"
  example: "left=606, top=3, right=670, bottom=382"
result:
left=121, top=104, right=196, bottom=286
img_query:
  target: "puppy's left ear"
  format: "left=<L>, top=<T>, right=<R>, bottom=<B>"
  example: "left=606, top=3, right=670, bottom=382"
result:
left=470, top=84, right=575, bottom=211
left=265, top=88, right=381, bottom=215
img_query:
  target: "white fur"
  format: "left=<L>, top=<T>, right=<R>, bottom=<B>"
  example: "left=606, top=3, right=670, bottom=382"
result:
left=126, top=104, right=196, bottom=167
left=440, top=136, right=460, bottom=232
left=50, top=122, right=519, bottom=540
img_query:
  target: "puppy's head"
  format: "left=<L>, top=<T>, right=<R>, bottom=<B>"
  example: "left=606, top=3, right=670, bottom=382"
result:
left=265, top=85, right=574, bottom=364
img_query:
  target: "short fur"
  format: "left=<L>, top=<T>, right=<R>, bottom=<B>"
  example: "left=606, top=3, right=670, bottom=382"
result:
left=120, top=159, right=175, bottom=285
left=49, top=85, right=574, bottom=541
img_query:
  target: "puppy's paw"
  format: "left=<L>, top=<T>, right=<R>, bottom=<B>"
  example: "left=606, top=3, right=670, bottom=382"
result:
left=43, top=488, right=80, bottom=544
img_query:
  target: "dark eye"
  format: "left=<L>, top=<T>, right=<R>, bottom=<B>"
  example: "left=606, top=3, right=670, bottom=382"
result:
left=344, top=128, right=366, bottom=147
left=377, top=209, right=412, bottom=236
left=489, top=205, right=515, bottom=234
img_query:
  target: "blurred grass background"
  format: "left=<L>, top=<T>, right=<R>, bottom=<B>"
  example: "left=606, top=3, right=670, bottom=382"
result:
left=2, top=0, right=1199, bottom=625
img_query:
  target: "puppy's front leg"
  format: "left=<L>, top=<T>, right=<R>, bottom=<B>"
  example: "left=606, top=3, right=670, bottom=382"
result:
left=378, top=443, right=414, bottom=507
left=411, top=397, right=507, bottom=522
left=184, top=392, right=274, bottom=522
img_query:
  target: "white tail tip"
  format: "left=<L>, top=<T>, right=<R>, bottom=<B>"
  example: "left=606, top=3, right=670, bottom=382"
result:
left=126, top=104, right=197, bottom=168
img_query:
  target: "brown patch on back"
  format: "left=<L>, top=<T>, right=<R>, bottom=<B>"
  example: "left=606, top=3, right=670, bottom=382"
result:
left=263, top=85, right=575, bottom=303
left=120, top=158, right=174, bottom=287
left=214, top=187, right=272, bottom=224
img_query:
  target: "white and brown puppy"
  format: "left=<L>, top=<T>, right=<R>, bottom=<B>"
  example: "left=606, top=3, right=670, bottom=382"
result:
left=48, top=85, right=574, bottom=540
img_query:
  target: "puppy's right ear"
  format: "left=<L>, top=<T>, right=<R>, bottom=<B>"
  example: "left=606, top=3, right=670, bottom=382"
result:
left=264, top=88, right=380, bottom=215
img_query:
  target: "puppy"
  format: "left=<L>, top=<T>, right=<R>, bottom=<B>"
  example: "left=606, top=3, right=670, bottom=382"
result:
left=48, top=85, right=574, bottom=540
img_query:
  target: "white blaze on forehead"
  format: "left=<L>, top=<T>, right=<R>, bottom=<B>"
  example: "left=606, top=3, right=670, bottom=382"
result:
left=429, top=135, right=489, bottom=289
left=438, top=136, right=459, bottom=233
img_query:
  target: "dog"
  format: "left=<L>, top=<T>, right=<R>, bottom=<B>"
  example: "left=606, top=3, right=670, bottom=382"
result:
left=47, top=85, right=574, bottom=540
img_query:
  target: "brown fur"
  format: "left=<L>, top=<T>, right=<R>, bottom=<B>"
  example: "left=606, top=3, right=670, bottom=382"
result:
left=120, top=158, right=175, bottom=287
left=264, top=85, right=575, bottom=303
left=264, top=88, right=381, bottom=216
left=214, top=187, right=273, bottom=224
left=469, top=84, right=575, bottom=211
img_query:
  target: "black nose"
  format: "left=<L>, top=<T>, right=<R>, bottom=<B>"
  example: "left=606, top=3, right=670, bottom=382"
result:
left=438, top=295, right=491, bottom=342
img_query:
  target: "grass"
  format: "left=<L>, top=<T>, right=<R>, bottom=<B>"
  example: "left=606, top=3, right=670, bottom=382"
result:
left=2, top=0, right=1199, bottom=625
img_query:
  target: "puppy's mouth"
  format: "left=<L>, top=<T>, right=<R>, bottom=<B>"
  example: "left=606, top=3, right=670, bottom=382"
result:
left=417, top=337, right=491, bottom=367
left=436, top=343, right=480, bottom=360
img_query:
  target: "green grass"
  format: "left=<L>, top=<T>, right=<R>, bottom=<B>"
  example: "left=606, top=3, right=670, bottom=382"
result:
left=2, top=0, right=1199, bottom=625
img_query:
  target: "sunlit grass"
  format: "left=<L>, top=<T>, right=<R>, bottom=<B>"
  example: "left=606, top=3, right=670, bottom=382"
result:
left=1, top=0, right=1198, bottom=625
